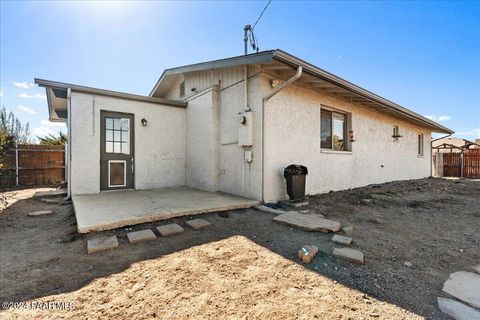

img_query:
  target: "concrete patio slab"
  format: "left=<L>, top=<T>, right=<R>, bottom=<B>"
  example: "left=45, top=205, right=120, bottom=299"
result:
left=186, top=218, right=212, bottom=230
left=73, top=186, right=259, bottom=233
left=127, top=229, right=156, bottom=244
left=156, top=223, right=184, bottom=236
left=87, top=236, right=119, bottom=254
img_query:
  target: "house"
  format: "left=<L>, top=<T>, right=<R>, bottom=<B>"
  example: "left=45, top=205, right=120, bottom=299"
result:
left=36, top=49, right=453, bottom=207
left=432, top=137, right=480, bottom=153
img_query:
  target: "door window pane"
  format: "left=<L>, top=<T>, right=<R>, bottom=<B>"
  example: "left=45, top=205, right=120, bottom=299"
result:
left=109, top=161, right=125, bottom=186
left=106, top=118, right=113, bottom=130
left=113, top=142, right=121, bottom=153
left=121, top=131, right=129, bottom=143
left=105, top=117, right=130, bottom=154
left=122, top=142, right=130, bottom=154
left=106, top=141, right=113, bottom=153
left=121, top=119, right=129, bottom=130
left=321, top=110, right=332, bottom=149
left=333, top=112, right=346, bottom=151
left=113, top=118, right=121, bottom=130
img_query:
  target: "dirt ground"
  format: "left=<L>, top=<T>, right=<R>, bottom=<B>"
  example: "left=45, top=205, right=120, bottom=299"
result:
left=0, top=178, right=479, bottom=319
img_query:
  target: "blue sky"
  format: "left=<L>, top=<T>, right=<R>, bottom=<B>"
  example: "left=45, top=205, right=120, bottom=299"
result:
left=1, top=1, right=479, bottom=140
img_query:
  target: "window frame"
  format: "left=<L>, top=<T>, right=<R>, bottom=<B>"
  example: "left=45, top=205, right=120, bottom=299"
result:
left=417, top=133, right=424, bottom=157
left=179, top=81, right=185, bottom=98
left=320, top=105, right=351, bottom=152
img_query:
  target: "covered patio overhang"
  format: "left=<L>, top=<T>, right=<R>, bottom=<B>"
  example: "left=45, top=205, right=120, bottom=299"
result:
left=72, top=187, right=260, bottom=233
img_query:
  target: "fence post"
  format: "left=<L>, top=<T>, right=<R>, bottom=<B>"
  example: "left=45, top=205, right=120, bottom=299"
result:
left=15, top=143, right=19, bottom=186
left=460, top=152, right=464, bottom=178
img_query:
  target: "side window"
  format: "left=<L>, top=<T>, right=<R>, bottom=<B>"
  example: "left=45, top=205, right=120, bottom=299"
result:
left=393, top=126, right=401, bottom=141
left=418, top=133, right=424, bottom=156
left=321, top=107, right=350, bottom=151
left=179, top=81, right=185, bottom=98
left=320, top=109, right=332, bottom=149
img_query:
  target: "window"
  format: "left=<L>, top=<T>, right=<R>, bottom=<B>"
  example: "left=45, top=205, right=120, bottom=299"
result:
left=321, top=108, right=348, bottom=151
left=418, top=133, right=424, bottom=156
left=179, top=81, right=185, bottom=98
left=105, top=117, right=130, bottom=154
left=393, top=126, right=401, bottom=141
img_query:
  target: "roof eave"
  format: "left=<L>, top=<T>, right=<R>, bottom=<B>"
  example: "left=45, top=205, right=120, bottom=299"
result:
left=272, top=50, right=454, bottom=134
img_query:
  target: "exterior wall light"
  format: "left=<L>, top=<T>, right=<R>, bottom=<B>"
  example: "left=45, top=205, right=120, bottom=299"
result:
left=271, top=79, right=280, bottom=88
left=141, top=118, right=148, bottom=127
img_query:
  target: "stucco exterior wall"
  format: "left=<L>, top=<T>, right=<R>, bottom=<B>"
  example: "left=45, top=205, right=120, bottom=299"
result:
left=70, top=92, right=186, bottom=195
left=262, top=74, right=432, bottom=202
left=180, top=68, right=263, bottom=200
left=185, top=88, right=219, bottom=191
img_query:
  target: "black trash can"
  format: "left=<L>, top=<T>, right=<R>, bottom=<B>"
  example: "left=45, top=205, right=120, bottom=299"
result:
left=284, top=164, right=308, bottom=201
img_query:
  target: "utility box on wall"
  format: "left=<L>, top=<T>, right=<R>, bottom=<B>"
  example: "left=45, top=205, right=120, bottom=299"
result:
left=238, top=111, right=253, bottom=147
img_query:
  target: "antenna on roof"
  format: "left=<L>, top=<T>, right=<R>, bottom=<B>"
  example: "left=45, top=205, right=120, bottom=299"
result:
left=243, top=0, right=272, bottom=55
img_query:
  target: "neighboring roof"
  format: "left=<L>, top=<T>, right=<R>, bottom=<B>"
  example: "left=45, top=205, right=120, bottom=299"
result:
left=150, top=49, right=453, bottom=134
left=35, top=78, right=187, bottom=123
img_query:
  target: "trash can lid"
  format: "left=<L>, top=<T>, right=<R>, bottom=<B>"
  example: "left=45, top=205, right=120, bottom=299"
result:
left=284, top=164, right=308, bottom=176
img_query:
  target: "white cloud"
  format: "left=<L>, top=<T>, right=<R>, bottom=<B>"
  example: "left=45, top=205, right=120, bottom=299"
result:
left=423, top=115, right=452, bottom=122
left=13, top=82, right=35, bottom=89
left=32, top=120, right=67, bottom=138
left=40, top=120, right=65, bottom=127
left=18, top=93, right=47, bottom=99
left=437, top=115, right=452, bottom=122
left=17, top=104, right=36, bottom=114
left=455, top=129, right=480, bottom=138
left=0, top=92, right=3, bottom=97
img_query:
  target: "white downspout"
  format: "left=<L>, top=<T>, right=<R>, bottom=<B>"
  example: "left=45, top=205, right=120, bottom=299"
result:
left=66, top=88, right=72, bottom=200
left=261, top=66, right=303, bottom=203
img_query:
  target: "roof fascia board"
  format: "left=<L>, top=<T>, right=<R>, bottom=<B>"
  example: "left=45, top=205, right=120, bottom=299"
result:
left=272, top=50, right=453, bottom=134
left=35, top=78, right=187, bottom=108
left=149, top=50, right=276, bottom=97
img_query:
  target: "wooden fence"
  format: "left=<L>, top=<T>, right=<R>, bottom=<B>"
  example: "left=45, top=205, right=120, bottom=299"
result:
left=433, top=150, right=480, bottom=179
left=0, top=144, right=66, bottom=187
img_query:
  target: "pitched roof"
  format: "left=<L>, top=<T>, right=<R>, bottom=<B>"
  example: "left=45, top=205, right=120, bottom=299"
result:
left=150, top=49, right=453, bottom=134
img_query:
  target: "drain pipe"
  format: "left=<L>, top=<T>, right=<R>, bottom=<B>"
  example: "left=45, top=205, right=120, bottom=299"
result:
left=65, top=87, right=72, bottom=201
left=261, top=66, right=303, bottom=203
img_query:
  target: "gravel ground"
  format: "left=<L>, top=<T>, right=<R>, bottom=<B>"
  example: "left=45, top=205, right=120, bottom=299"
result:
left=0, top=178, right=479, bottom=319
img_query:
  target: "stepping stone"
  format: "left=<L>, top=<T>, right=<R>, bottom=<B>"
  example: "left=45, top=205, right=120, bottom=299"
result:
left=186, top=218, right=212, bottom=230
left=87, top=236, right=119, bottom=254
left=41, top=198, right=62, bottom=204
left=442, top=271, right=480, bottom=309
left=333, top=247, right=364, bottom=264
left=255, top=205, right=286, bottom=215
left=127, top=229, right=156, bottom=244
left=331, top=234, right=353, bottom=246
left=156, top=223, right=184, bottom=237
left=273, top=212, right=341, bottom=232
left=438, top=297, right=480, bottom=320
left=28, top=210, right=53, bottom=217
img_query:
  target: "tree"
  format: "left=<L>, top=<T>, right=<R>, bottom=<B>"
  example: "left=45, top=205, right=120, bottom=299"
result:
left=0, top=106, right=31, bottom=168
left=37, top=132, right=67, bottom=145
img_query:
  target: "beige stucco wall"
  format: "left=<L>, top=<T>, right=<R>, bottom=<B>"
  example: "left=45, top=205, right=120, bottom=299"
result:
left=182, top=72, right=263, bottom=200
left=70, top=92, right=186, bottom=195
left=262, top=74, right=432, bottom=202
